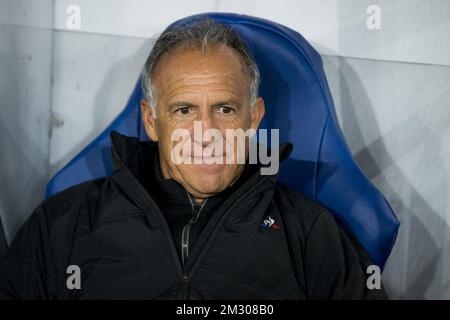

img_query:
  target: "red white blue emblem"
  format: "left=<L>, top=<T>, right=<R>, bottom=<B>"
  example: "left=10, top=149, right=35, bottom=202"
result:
left=260, top=216, right=280, bottom=229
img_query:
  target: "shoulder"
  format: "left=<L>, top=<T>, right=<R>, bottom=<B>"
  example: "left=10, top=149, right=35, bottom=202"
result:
left=273, top=183, right=375, bottom=269
left=41, top=177, right=112, bottom=224
left=37, top=176, right=139, bottom=243
left=273, top=183, right=361, bottom=248
left=273, top=183, right=362, bottom=256
left=273, top=183, right=330, bottom=235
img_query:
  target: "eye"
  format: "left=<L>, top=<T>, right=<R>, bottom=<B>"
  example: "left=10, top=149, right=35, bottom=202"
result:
left=175, top=106, right=192, bottom=115
left=217, top=105, right=234, bottom=114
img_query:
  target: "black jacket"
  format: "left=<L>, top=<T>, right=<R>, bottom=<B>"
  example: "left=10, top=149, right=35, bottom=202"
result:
left=0, top=131, right=387, bottom=299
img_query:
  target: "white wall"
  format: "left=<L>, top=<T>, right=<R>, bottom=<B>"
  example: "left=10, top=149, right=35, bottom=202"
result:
left=0, top=0, right=53, bottom=243
left=52, top=0, right=450, bottom=65
left=323, top=56, right=450, bottom=299
left=1, top=0, right=449, bottom=299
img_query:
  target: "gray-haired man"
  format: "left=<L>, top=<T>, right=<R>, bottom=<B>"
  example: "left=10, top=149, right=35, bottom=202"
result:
left=0, top=19, right=387, bottom=299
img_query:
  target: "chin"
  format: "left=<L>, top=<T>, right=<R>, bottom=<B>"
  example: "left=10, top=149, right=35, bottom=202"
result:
left=184, top=165, right=232, bottom=195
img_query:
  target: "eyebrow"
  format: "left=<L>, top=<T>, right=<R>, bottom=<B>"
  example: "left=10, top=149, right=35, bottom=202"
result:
left=167, top=101, right=198, bottom=109
left=167, top=99, right=241, bottom=109
left=211, top=99, right=240, bottom=108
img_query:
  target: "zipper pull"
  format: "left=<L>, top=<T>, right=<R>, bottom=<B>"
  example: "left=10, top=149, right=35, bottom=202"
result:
left=177, top=273, right=189, bottom=299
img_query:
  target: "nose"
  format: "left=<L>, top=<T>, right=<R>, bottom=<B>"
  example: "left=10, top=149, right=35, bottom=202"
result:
left=194, top=108, right=217, bottom=147
left=199, top=107, right=214, bottom=129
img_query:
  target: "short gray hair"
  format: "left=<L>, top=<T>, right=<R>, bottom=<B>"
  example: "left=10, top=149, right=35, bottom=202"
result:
left=142, top=18, right=260, bottom=115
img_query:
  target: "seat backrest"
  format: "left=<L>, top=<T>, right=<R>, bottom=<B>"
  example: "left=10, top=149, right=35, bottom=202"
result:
left=46, top=13, right=399, bottom=269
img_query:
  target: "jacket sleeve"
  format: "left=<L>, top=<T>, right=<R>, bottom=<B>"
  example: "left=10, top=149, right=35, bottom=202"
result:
left=304, top=210, right=388, bottom=300
left=0, top=205, right=56, bottom=299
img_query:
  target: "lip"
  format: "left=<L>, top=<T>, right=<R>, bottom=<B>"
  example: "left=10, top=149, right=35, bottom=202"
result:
left=191, top=155, right=225, bottom=160
left=189, top=155, right=227, bottom=166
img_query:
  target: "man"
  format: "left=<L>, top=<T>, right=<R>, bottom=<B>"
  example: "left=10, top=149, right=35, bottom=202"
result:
left=0, top=18, right=387, bottom=299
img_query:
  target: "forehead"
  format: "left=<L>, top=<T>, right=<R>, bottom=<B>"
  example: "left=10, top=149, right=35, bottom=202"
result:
left=152, top=46, right=250, bottom=99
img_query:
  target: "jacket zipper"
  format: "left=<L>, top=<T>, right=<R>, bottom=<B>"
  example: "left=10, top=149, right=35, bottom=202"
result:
left=111, top=149, right=269, bottom=299
left=179, top=194, right=208, bottom=299
left=183, top=176, right=269, bottom=286
left=181, top=195, right=207, bottom=266
left=178, top=178, right=267, bottom=299
left=176, top=178, right=266, bottom=299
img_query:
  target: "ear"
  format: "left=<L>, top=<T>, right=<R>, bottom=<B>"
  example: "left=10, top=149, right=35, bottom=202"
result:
left=140, top=100, right=159, bottom=142
left=250, top=97, right=265, bottom=130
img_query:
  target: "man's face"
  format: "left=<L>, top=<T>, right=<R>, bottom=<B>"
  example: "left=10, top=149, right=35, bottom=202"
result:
left=141, top=45, right=265, bottom=201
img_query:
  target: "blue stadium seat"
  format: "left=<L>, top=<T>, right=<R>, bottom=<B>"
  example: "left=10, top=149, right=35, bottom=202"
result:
left=46, top=13, right=399, bottom=269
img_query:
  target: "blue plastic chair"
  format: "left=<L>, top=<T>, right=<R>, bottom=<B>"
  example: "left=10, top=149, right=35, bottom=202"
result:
left=46, top=13, right=399, bottom=269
